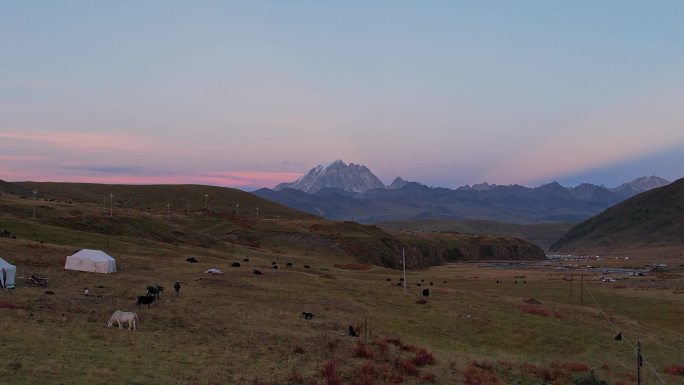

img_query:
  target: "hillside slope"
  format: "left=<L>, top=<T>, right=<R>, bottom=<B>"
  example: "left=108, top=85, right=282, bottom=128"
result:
left=551, top=178, right=684, bottom=252
left=0, top=181, right=545, bottom=268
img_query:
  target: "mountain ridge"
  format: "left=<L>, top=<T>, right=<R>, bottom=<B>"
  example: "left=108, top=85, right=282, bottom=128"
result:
left=257, top=161, right=672, bottom=224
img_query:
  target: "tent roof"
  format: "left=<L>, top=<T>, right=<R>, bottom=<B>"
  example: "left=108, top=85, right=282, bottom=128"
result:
left=0, top=257, right=15, bottom=269
left=69, top=249, right=115, bottom=262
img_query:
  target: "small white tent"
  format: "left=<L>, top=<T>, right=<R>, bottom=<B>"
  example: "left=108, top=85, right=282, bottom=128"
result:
left=0, top=257, right=17, bottom=288
left=65, top=249, right=116, bottom=274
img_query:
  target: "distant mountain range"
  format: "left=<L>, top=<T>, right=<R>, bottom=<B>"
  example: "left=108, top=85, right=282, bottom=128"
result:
left=255, top=160, right=671, bottom=224
left=551, top=177, right=684, bottom=253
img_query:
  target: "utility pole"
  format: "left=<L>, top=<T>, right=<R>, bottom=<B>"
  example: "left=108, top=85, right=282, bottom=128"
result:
left=204, top=194, right=208, bottom=209
left=580, top=274, right=584, bottom=305
left=166, top=202, right=171, bottom=224
left=402, top=247, right=407, bottom=295
left=256, top=207, right=259, bottom=221
left=637, top=340, right=642, bottom=385
left=32, top=189, right=38, bottom=219
left=236, top=203, right=239, bottom=216
left=109, top=193, right=114, bottom=217
left=569, top=274, right=573, bottom=298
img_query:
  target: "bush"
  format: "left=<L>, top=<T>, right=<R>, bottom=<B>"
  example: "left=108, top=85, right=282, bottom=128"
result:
left=573, top=371, right=608, bottom=385
left=665, top=364, right=684, bottom=375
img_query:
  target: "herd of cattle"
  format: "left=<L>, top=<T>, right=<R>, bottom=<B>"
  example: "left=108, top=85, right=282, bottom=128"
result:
left=106, top=256, right=467, bottom=332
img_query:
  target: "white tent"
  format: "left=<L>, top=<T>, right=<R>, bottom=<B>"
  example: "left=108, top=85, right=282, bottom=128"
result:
left=65, top=249, right=116, bottom=274
left=0, top=257, right=17, bottom=288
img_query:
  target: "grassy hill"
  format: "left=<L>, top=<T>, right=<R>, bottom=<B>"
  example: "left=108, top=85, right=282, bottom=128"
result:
left=551, top=178, right=684, bottom=254
left=377, top=219, right=574, bottom=251
left=0, top=181, right=544, bottom=268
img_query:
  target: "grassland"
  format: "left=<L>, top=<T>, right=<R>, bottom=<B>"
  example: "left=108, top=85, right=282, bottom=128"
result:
left=1, top=187, right=683, bottom=384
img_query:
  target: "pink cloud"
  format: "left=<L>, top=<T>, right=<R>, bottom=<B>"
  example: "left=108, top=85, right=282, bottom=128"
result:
left=2, top=169, right=302, bottom=189
left=0, top=131, right=152, bottom=151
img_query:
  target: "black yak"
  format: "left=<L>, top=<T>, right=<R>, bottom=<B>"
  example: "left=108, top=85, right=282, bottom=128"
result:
left=146, top=286, right=164, bottom=299
left=302, top=312, right=315, bottom=320
left=137, top=295, right=155, bottom=309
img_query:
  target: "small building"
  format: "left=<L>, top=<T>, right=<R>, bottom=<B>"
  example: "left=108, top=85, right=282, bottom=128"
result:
left=0, top=257, right=17, bottom=288
left=65, top=249, right=116, bottom=274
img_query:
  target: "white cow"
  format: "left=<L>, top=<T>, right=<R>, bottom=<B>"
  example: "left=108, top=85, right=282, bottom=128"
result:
left=107, top=310, right=139, bottom=331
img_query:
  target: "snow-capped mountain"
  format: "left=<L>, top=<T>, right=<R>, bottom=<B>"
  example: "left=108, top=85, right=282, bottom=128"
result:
left=274, top=160, right=385, bottom=194
left=609, top=176, right=671, bottom=198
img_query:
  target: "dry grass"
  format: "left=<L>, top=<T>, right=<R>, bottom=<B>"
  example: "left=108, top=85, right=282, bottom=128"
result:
left=2, top=189, right=684, bottom=384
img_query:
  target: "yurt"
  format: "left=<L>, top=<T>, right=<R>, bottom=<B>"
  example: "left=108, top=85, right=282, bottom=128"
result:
left=64, top=249, right=116, bottom=273
left=0, top=257, right=17, bottom=288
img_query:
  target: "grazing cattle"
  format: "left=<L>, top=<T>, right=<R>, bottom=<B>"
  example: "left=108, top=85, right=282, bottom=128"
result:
left=348, top=325, right=359, bottom=337
left=136, top=295, right=155, bottom=309
left=422, top=289, right=430, bottom=297
left=187, top=257, right=198, bottom=263
left=386, top=278, right=391, bottom=281
left=399, top=278, right=404, bottom=282
left=272, top=261, right=277, bottom=265
left=429, top=282, right=434, bottom=286
left=416, top=283, right=422, bottom=286
left=243, top=258, right=250, bottom=262
left=302, top=312, right=315, bottom=320
left=272, top=265, right=279, bottom=269
left=232, top=262, right=241, bottom=267
left=253, top=270, right=262, bottom=275
left=396, top=282, right=402, bottom=286
left=44, top=290, right=55, bottom=295
left=514, top=280, right=518, bottom=284
left=146, top=286, right=164, bottom=299
left=523, top=280, right=527, bottom=284
left=421, top=279, right=425, bottom=282
left=107, top=310, right=139, bottom=331
left=443, top=280, right=447, bottom=284
left=304, top=265, right=310, bottom=269
left=286, top=262, right=293, bottom=267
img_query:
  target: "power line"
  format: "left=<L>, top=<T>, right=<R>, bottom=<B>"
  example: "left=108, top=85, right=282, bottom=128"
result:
left=584, top=284, right=668, bottom=385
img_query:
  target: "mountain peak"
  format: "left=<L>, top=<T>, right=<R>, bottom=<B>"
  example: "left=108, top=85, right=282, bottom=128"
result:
left=609, top=175, right=670, bottom=199
left=389, top=177, right=410, bottom=189
left=275, top=160, right=385, bottom=194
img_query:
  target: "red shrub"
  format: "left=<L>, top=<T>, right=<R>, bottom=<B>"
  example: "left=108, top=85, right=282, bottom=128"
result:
left=326, top=338, right=340, bottom=352
left=371, top=339, right=389, bottom=353
left=473, top=360, right=495, bottom=371
left=464, top=365, right=500, bottom=385
left=665, top=365, right=684, bottom=375
left=353, top=341, right=374, bottom=359
left=397, top=359, right=418, bottom=376
left=412, top=349, right=436, bottom=367
left=551, top=361, right=590, bottom=373
left=521, top=363, right=557, bottom=382
left=321, top=360, right=342, bottom=385
left=521, top=306, right=562, bottom=319
left=351, top=361, right=377, bottom=385
left=0, top=299, right=19, bottom=309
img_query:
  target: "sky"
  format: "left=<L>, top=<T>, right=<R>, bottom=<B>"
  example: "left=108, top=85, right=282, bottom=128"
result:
left=1, top=1, right=683, bottom=190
